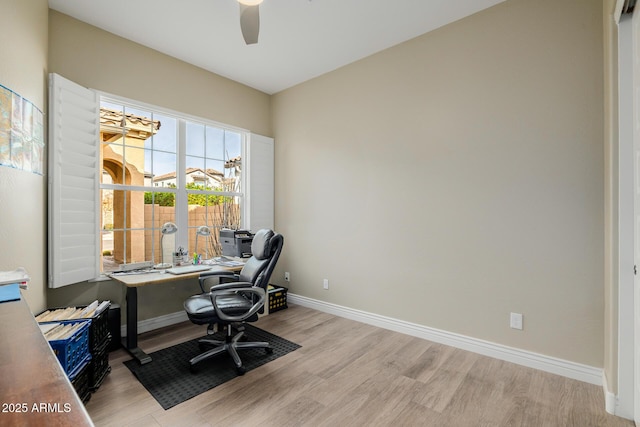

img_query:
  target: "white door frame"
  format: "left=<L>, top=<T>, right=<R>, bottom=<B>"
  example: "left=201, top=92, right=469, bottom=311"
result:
left=631, top=5, right=640, bottom=422
left=616, top=2, right=637, bottom=421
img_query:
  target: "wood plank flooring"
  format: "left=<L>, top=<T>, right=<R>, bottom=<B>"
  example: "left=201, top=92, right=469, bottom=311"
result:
left=86, top=304, right=633, bottom=427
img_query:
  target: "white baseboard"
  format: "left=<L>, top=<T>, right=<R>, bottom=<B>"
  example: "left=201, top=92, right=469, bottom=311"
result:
left=120, top=294, right=603, bottom=386
left=121, top=310, right=188, bottom=337
left=287, top=293, right=603, bottom=386
left=602, top=371, right=618, bottom=415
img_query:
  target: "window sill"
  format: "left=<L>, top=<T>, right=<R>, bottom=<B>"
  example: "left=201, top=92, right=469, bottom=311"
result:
left=88, top=275, right=113, bottom=283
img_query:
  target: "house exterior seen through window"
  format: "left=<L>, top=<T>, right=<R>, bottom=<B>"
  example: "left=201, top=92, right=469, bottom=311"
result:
left=99, top=98, right=244, bottom=272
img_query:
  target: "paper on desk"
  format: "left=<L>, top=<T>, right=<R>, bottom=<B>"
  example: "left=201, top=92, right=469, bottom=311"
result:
left=212, top=257, right=245, bottom=267
left=0, top=267, right=30, bottom=289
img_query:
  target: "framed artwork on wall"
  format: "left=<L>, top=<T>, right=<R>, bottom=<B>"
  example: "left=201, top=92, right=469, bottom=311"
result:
left=0, top=84, right=44, bottom=175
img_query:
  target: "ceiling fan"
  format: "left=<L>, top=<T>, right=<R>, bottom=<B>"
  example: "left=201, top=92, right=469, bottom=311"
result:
left=237, top=0, right=263, bottom=45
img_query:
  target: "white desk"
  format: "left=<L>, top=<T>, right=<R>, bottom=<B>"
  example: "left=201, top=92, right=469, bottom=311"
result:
left=110, top=264, right=243, bottom=364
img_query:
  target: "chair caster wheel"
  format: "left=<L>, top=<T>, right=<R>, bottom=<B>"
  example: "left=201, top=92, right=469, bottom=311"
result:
left=265, top=347, right=273, bottom=355
left=236, top=366, right=246, bottom=375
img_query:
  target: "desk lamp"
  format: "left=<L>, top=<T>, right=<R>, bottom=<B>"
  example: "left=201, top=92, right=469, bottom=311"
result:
left=156, top=222, right=177, bottom=269
left=195, top=225, right=211, bottom=260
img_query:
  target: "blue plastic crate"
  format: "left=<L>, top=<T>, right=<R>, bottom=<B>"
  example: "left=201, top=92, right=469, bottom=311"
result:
left=68, top=353, right=92, bottom=381
left=41, top=319, right=91, bottom=376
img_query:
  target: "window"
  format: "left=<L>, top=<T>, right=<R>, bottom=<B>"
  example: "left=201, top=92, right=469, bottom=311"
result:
left=99, top=97, right=244, bottom=273
left=48, top=73, right=273, bottom=288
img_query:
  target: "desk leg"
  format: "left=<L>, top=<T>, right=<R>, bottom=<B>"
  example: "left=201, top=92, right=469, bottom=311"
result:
left=124, top=286, right=152, bottom=365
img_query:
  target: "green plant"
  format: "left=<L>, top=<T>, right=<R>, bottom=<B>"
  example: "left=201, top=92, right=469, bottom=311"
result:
left=144, top=184, right=176, bottom=206
left=143, top=183, right=229, bottom=207
left=186, top=183, right=225, bottom=206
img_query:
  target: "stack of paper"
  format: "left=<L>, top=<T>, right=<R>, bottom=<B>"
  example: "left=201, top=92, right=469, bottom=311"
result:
left=0, top=267, right=30, bottom=289
left=36, top=300, right=110, bottom=322
left=40, top=322, right=85, bottom=341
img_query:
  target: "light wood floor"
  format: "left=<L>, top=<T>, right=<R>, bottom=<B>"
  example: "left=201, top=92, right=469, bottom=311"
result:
left=86, top=304, right=633, bottom=427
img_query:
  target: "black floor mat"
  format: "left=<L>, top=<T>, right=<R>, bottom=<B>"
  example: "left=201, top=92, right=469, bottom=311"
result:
left=123, top=324, right=301, bottom=409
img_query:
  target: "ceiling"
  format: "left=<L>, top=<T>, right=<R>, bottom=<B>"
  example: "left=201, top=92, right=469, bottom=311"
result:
left=48, top=0, right=506, bottom=95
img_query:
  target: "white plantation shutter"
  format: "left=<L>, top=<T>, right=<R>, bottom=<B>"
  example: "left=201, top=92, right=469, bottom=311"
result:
left=48, top=73, right=99, bottom=288
left=246, top=133, right=274, bottom=231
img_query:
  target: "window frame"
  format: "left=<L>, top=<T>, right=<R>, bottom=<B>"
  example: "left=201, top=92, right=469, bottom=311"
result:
left=98, top=92, right=249, bottom=272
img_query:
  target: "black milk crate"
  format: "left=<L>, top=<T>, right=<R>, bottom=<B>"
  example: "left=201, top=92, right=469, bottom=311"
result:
left=70, top=360, right=91, bottom=405
left=89, top=341, right=111, bottom=391
left=42, top=319, right=92, bottom=376
left=268, top=286, right=288, bottom=313
left=86, top=303, right=111, bottom=352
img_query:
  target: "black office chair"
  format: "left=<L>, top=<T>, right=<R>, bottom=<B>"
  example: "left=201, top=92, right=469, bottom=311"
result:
left=183, top=229, right=284, bottom=374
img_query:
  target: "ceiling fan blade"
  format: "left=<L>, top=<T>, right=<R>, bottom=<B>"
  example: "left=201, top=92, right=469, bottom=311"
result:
left=239, top=4, right=260, bottom=45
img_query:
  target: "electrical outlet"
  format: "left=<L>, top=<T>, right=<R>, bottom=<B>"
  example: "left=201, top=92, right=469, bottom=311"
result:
left=323, top=279, right=329, bottom=290
left=284, top=272, right=290, bottom=282
left=510, top=312, right=523, bottom=330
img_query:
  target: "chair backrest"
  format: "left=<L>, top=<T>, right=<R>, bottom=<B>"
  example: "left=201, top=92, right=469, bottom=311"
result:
left=237, top=229, right=284, bottom=290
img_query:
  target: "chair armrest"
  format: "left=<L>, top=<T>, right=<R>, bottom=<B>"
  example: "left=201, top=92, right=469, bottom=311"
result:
left=209, top=285, right=265, bottom=322
left=200, top=270, right=238, bottom=279
left=199, top=271, right=239, bottom=293
left=209, top=281, right=253, bottom=292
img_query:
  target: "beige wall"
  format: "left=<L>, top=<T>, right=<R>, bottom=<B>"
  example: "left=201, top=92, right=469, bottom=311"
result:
left=46, top=11, right=272, bottom=317
left=0, top=0, right=48, bottom=312
left=272, top=0, right=605, bottom=366
left=48, top=10, right=271, bottom=137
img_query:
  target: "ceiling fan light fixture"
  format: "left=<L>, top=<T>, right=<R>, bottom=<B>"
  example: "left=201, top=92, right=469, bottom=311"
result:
left=238, top=1, right=260, bottom=45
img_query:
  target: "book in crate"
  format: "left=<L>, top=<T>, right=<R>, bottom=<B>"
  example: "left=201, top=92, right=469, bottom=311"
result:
left=36, top=301, right=112, bottom=352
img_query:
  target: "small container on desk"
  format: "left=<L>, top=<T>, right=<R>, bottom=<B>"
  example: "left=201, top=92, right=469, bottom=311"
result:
left=268, top=285, right=288, bottom=313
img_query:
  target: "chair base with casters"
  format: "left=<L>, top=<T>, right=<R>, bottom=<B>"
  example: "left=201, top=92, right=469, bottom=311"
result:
left=190, top=322, right=273, bottom=375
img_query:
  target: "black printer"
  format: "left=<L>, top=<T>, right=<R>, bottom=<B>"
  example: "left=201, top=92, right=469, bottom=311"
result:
left=220, top=229, right=253, bottom=258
